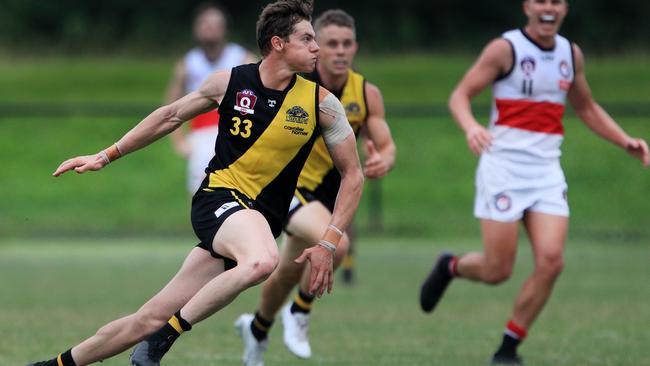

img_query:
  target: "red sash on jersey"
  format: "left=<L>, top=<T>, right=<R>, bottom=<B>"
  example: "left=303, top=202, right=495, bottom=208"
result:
left=190, top=110, right=220, bottom=130
left=495, top=99, right=565, bottom=135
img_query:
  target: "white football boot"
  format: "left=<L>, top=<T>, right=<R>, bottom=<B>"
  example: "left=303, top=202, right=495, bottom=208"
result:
left=281, top=303, right=312, bottom=358
left=234, top=313, right=268, bottom=366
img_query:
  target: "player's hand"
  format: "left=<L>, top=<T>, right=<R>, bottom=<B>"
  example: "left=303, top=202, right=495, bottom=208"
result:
left=363, top=140, right=390, bottom=178
left=625, top=137, right=650, bottom=167
left=465, top=124, right=492, bottom=156
left=52, top=154, right=108, bottom=177
left=294, top=245, right=334, bottom=297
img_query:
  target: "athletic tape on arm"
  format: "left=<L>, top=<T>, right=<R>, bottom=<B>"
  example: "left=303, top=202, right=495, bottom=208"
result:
left=320, top=93, right=353, bottom=149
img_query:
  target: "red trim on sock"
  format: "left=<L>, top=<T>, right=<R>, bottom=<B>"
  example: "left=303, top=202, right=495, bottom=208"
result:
left=507, top=320, right=528, bottom=339
left=449, top=256, right=459, bottom=277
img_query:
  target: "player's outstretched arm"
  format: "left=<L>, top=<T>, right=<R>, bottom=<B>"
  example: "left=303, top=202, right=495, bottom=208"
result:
left=53, top=70, right=231, bottom=177
left=295, top=89, right=363, bottom=297
left=568, top=44, right=649, bottom=167
left=362, top=82, right=396, bottom=178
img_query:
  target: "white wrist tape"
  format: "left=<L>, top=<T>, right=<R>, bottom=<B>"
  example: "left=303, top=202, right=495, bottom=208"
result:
left=317, top=239, right=337, bottom=254
left=328, top=224, right=344, bottom=236
left=320, top=93, right=353, bottom=149
left=98, top=150, right=110, bottom=165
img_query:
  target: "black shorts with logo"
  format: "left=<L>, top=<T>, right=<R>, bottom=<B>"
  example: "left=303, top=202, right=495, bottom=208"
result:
left=191, top=188, right=259, bottom=270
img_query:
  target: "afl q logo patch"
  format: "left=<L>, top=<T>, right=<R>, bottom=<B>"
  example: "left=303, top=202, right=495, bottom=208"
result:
left=234, top=89, right=257, bottom=115
left=520, top=56, right=536, bottom=76
left=495, top=193, right=512, bottom=212
left=559, top=60, right=571, bottom=79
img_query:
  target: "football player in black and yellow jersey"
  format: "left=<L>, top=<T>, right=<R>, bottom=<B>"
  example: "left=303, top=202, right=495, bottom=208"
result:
left=237, top=9, right=396, bottom=363
left=29, top=2, right=363, bottom=366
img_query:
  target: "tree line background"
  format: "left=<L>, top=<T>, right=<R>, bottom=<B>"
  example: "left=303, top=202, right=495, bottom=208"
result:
left=2, top=0, right=649, bottom=55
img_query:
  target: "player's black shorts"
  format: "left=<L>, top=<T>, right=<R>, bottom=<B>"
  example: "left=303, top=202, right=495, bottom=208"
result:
left=191, top=188, right=258, bottom=270
left=285, top=186, right=336, bottom=226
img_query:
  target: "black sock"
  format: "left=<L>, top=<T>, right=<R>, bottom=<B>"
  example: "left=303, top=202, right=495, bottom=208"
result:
left=171, top=311, right=192, bottom=332
left=495, top=333, right=522, bottom=356
left=148, top=311, right=192, bottom=348
left=250, top=312, right=273, bottom=342
left=38, top=349, right=76, bottom=366
left=60, top=349, right=76, bottom=366
left=290, top=289, right=314, bottom=314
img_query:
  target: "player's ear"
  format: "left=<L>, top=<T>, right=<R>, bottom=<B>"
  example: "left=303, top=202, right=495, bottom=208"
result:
left=564, top=1, right=569, bottom=16
left=522, top=0, right=531, bottom=18
left=351, top=40, right=359, bottom=56
left=270, top=35, right=285, bottom=52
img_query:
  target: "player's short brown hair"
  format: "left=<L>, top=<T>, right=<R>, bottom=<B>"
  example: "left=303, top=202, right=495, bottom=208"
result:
left=256, top=0, right=314, bottom=57
left=313, top=9, right=355, bottom=34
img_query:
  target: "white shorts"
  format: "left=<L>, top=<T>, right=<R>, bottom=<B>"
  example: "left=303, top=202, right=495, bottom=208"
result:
left=187, top=126, right=219, bottom=194
left=473, top=154, right=569, bottom=222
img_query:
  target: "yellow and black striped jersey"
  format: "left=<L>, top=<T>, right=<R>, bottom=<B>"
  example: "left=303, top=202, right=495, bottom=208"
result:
left=296, top=69, right=368, bottom=202
left=203, top=63, right=320, bottom=234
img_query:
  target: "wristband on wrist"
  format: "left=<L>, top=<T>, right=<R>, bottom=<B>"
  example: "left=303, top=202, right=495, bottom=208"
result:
left=98, top=150, right=110, bottom=165
left=105, top=143, right=123, bottom=162
left=99, top=143, right=123, bottom=164
left=317, top=239, right=336, bottom=254
left=327, top=224, right=344, bottom=236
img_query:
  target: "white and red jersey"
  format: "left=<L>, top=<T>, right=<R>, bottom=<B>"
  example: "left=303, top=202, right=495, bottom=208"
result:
left=184, top=43, right=248, bottom=130
left=488, top=29, right=574, bottom=164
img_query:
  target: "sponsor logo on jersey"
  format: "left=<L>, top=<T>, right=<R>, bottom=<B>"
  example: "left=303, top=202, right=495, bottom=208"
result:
left=520, top=56, right=536, bottom=76
left=495, top=193, right=512, bottom=212
left=234, top=89, right=257, bottom=115
left=267, top=99, right=277, bottom=108
left=541, top=54, right=554, bottom=62
left=283, top=125, right=309, bottom=136
left=345, top=102, right=361, bottom=116
left=286, top=106, right=309, bottom=124
left=559, top=79, right=572, bottom=91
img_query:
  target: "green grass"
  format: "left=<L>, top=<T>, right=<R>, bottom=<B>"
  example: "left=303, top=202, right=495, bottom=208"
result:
left=1, top=237, right=649, bottom=365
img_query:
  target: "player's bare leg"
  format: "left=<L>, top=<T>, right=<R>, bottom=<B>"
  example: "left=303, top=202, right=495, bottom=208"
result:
left=30, top=247, right=224, bottom=366
left=490, top=212, right=567, bottom=364
left=240, top=201, right=347, bottom=360
left=129, top=209, right=279, bottom=366
left=514, top=212, right=567, bottom=327
left=458, top=220, right=519, bottom=282
left=28, top=209, right=279, bottom=366
left=420, top=220, right=519, bottom=313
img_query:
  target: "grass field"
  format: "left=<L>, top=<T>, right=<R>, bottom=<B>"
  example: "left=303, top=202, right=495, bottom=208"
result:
left=1, top=237, right=649, bottom=365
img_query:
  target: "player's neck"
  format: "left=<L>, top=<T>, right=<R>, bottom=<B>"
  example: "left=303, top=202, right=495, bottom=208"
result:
left=202, top=43, right=225, bottom=62
left=318, top=66, right=348, bottom=92
left=259, top=58, right=295, bottom=91
left=523, top=26, right=556, bottom=49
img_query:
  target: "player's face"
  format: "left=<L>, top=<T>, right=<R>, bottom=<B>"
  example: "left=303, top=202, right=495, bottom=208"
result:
left=194, top=11, right=226, bottom=47
left=523, top=0, right=568, bottom=39
left=283, top=20, right=320, bottom=73
left=316, top=25, right=358, bottom=77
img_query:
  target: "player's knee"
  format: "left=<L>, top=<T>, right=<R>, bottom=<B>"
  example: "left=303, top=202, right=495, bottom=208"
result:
left=483, top=267, right=512, bottom=285
left=536, top=253, right=564, bottom=279
left=242, top=255, right=279, bottom=286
